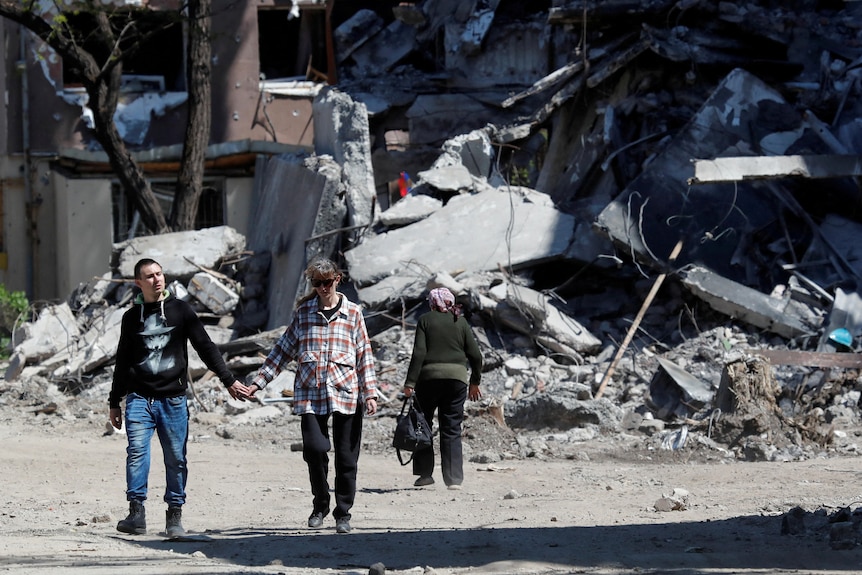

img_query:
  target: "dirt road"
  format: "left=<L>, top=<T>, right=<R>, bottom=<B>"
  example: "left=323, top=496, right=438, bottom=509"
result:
left=2, top=409, right=862, bottom=575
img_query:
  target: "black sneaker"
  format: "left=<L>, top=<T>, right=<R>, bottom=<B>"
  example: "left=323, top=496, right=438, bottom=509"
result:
left=413, top=476, right=434, bottom=487
left=307, top=509, right=328, bottom=528
left=335, top=516, right=351, bottom=534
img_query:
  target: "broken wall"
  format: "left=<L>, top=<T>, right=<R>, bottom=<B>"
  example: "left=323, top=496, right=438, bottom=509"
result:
left=444, top=19, right=549, bottom=88
left=0, top=157, right=58, bottom=300
left=247, top=153, right=345, bottom=330
left=53, top=174, right=114, bottom=300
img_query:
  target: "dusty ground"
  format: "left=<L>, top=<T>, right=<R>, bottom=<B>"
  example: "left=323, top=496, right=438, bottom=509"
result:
left=2, top=398, right=862, bottom=575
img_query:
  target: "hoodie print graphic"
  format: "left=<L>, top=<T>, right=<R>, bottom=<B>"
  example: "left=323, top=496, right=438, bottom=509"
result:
left=138, top=311, right=177, bottom=375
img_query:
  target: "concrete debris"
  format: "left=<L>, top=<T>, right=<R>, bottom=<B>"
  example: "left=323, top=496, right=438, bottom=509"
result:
left=416, top=164, right=474, bottom=193
left=11, top=303, right=80, bottom=364
left=495, top=284, right=601, bottom=357
left=690, top=154, right=862, bottom=184
left=334, top=9, right=385, bottom=65
left=313, top=88, right=377, bottom=233
left=114, top=225, right=246, bottom=281
left=654, top=488, right=690, bottom=512
left=188, top=272, right=240, bottom=315
left=679, top=266, right=824, bottom=339
left=649, top=359, right=712, bottom=420
left=7, top=3, right=862, bottom=523
left=346, top=184, right=577, bottom=286
left=377, top=194, right=442, bottom=228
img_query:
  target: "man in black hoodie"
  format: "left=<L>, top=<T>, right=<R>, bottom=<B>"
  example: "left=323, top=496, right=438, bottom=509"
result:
left=109, top=258, right=251, bottom=537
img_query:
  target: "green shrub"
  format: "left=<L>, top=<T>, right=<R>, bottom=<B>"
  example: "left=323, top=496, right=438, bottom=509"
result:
left=0, top=285, right=29, bottom=336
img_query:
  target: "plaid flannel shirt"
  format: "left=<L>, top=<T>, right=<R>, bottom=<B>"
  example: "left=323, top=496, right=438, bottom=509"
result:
left=252, top=294, right=378, bottom=415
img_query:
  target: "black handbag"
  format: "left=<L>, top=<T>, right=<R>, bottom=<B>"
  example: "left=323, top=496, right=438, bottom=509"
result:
left=392, top=396, right=433, bottom=465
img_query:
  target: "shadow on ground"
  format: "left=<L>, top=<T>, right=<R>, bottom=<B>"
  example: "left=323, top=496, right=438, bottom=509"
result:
left=119, top=514, right=862, bottom=573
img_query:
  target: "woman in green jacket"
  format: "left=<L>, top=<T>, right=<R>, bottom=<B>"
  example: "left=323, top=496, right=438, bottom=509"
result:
left=403, top=287, right=483, bottom=489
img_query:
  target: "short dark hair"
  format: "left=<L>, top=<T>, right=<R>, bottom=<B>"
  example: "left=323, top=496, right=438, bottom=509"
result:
left=134, top=258, right=162, bottom=279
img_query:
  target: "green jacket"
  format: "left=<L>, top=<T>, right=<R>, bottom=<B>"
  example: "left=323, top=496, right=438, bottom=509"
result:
left=405, top=309, right=483, bottom=387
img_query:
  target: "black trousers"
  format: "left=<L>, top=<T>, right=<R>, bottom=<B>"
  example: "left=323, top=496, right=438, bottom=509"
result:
left=301, top=410, right=363, bottom=520
left=413, top=379, right=468, bottom=486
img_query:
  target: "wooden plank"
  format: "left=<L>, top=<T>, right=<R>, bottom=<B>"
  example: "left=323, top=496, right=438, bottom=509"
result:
left=746, top=349, right=862, bottom=368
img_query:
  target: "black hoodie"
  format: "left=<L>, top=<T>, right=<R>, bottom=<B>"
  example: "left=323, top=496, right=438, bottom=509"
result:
left=108, top=290, right=234, bottom=408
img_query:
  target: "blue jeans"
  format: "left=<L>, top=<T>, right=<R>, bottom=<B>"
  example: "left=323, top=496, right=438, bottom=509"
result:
left=124, top=393, right=189, bottom=506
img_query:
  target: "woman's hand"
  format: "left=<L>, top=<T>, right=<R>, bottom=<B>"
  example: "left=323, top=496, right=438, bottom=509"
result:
left=468, top=383, right=482, bottom=402
left=228, top=381, right=255, bottom=401
left=365, top=397, right=378, bottom=416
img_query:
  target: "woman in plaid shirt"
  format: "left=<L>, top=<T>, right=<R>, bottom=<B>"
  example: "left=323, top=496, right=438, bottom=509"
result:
left=248, top=258, right=379, bottom=534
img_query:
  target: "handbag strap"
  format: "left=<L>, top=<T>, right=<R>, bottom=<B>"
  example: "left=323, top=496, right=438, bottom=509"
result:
left=399, top=396, right=412, bottom=417
left=395, top=395, right=421, bottom=466
left=396, top=447, right=414, bottom=465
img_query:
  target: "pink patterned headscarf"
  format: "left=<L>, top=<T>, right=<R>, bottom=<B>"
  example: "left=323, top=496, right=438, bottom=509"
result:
left=428, top=287, right=462, bottom=318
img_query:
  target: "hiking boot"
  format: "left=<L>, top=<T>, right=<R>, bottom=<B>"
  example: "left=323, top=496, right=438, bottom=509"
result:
left=335, top=516, right=351, bottom=534
left=117, top=500, right=146, bottom=535
left=413, top=476, right=434, bottom=487
left=165, top=505, right=186, bottom=538
left=307, top=508, right=329, bottom=529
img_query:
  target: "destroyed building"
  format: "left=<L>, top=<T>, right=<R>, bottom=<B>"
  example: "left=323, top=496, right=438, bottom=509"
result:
left=2, top=0, right=862, bottom=462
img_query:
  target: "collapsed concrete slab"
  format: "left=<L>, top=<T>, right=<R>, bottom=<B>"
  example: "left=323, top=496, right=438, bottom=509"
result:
left=378, top=194, right=443, bottom=228
left=334, top=9, right=384, bottom=64
left=690, top=154, right=862, bottom=184
left=595, top=68, right=820, bottom=285
left=455, top=0, right=500, bottom=56
left=355, top=274, right=429, bottom=310
left=679, top=265, right=823, bottom=339
left=494, top=284, right=602, bottom=356
left=416, top=164, right=474, bottom=192
left=114, top=225, right=246, bottom=281
left=348, top=19, right=416, bottom=74
left=345, top=185, right=577, bottom=286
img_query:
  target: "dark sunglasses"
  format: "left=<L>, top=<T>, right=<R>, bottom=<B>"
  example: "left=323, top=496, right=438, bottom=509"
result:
left=311, top=277, right=335, bottom=288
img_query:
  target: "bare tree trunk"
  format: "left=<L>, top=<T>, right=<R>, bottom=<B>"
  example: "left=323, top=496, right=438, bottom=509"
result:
left=92, top=87, right=170, bottom=235
left=0, top=3, right=170, bottom=235
left=171, top=0, right=212, bottom=231
left=87, top=12, right=169, bottom=236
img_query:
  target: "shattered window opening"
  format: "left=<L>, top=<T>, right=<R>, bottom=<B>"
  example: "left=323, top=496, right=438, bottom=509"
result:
left=61, top=10, right=185, bottom=92
left=111, top=181, right=224, bottom=242
left=257, top=6, right=328, bottom=82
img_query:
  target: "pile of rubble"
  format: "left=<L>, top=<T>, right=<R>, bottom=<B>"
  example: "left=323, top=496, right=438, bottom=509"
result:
left=2, top=220, right=861, bottom=467
left=3, top=0, right=862, bottom=468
